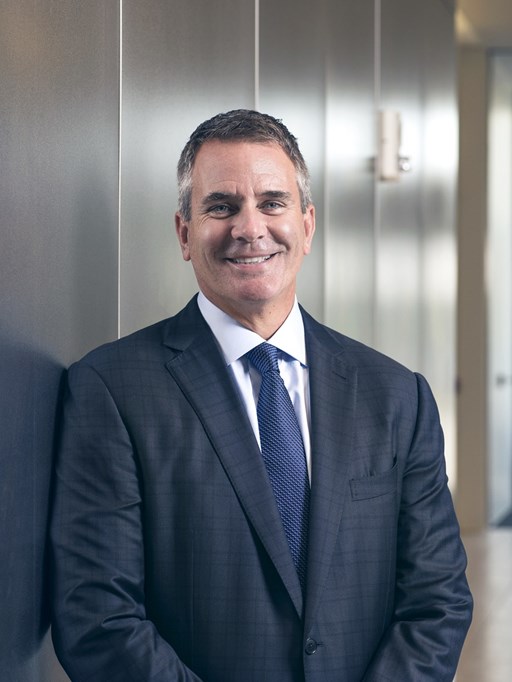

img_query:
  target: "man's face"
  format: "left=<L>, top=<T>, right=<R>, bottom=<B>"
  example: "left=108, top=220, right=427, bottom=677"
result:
left=175, top=140, right=315, bottom=326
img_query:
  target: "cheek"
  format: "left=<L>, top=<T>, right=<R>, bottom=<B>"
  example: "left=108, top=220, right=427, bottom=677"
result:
left=195, top=219, right=227, bottom=248
left=188, top=228, right=225, bottom=266
left=275, top=214, right=311, bottom=246
left=273, top=221, right=300, bottom=244
left=286, top=226, right=311, bottom=257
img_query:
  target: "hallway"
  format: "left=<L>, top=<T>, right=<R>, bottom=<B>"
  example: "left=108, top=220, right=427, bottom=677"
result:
left=457, top=529, right=512, bottom=681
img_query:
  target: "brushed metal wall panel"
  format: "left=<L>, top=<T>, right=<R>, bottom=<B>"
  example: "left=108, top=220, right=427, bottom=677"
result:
left=258, top=0, right=327, bottom=320
left=416, top=0, right=458, bottom=485
left=379, top=0, right=457, bottom=480
left=377, top=0, right=424, bottom=371
left=487, top=54, right=512, bottom=522
left=324, top=0, right=376, bottom=342
left=0, top=2, right=119, bottom=679
left=120, top=0, right=255, bottom=336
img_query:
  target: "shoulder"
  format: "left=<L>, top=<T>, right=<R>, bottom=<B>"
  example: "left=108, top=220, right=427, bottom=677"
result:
left=300, top=307, right=428, bottom=405
left=301, top=311, right=442, bottom=446
left=72, top=318, right=168, bottom=371
left=69, top=296, right=204, bottom=375
left=301, top=307, right=414, bottom=377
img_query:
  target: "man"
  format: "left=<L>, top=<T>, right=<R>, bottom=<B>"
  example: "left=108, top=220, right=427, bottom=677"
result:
left=51, top=109, right=472, bottom=681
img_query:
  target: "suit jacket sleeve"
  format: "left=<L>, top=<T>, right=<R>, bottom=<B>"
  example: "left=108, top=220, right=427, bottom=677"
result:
left=362, top=373, right=473, bottom=682
left=51, top=361, right=204, bottom=682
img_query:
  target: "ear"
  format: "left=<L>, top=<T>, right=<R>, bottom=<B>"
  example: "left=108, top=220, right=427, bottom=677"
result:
left=302, top=204, right=316, bottom=255
left=175, top=212, right=191, bottom=261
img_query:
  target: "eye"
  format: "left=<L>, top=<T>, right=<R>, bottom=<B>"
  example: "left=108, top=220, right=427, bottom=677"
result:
left=261, top=200, right=285, bottom=213
left=209, top=204, right=235, bottom=217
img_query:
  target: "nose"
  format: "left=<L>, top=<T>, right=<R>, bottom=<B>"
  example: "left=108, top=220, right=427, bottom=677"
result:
left=230, top=205, right=267, bottom=242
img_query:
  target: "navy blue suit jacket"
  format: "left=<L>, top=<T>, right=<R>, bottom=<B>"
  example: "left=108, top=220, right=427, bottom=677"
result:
left=51, top=296, right=472, bottom=681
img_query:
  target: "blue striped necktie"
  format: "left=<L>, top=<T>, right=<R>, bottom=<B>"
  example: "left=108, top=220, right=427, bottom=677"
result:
left=246, top=342, right=310, bottom=590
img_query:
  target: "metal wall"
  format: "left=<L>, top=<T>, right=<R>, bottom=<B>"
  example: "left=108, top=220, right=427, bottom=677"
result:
left=120, top=0, right=256, bottom=336
left=487, top=53, right=512, bottom=523
left=0, top=2, right=119, bottom=680
left=324, top=0, right=377, bottom=342
left=0, top=1, right=458, bottom=678
left=323, top=0, right=458, bottom=484
left=259, top=0, right=327, bottom=317
left=378, top=0, right=458, bottom=483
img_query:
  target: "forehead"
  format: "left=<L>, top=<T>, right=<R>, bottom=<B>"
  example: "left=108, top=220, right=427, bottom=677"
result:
left=191, top=140, right=298, bottom=193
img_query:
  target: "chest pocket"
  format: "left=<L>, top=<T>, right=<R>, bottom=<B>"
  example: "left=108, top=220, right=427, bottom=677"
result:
left=349, top=463, right=397, bottom=501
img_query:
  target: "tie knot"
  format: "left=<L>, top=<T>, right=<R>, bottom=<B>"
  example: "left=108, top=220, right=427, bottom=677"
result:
left=246, top=343, right=279, bottom=375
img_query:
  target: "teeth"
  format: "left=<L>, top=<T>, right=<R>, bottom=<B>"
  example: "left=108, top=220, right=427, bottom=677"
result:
left=231, top=255, right=271, bottom=264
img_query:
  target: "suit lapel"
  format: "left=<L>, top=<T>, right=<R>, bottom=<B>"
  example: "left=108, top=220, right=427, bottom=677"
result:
left=162, top=299, right=304, bottom=617
left=301, top=311, right=358, bottom=628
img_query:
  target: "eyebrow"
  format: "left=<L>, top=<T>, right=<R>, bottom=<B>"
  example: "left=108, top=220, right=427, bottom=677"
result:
left=200, top=190, right=292, bottom=208
left=201, top=192, right=240, bottom=207
left=260, top=190, right=292, bottom=202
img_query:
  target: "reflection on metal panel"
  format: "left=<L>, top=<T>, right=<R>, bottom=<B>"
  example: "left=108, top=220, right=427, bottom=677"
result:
left=487, top=53, right=512, bottom=523
left=378, top=0, right=457, bottom=485
left=417, top=0, right=458, bottom=489
left=120, top=0, right=255, bottom=337
left=258, top=0, right=326, bottom=320
left=324, top=0, right=376, bottom=343
left=0, top=1, right=119, bottom=679
left=378, top=0, right=423, bottom=371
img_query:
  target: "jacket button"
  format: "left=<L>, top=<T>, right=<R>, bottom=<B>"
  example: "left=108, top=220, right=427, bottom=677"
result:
left=305, top=638, right=318, bottom=655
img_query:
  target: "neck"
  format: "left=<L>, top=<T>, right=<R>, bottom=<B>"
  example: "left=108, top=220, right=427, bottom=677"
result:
left=205, top=296, right=295, bottom=340
left=234, top=309, right=289, bottom=340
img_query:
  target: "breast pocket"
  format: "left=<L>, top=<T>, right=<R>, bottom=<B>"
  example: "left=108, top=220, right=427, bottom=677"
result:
left=349, top=463, right=397, bottom=501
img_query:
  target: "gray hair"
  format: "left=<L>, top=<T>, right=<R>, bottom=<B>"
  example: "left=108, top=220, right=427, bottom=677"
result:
left=177, top=109, right=312, bottom=221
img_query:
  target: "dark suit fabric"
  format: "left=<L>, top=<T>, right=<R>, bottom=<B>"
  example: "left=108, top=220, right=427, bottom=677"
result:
left=51, top=296, right=472, bottom=681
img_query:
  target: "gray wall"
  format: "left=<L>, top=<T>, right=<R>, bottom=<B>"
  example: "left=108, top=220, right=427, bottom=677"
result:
left=487, top=53, right=512, bottom=523
left=378, top=0, right=458, bottom=481
left=120, top=0, right=256, bottom=336
left=0, top=2, right=119, bottom=679
left=0, top=1, right=458, bottom=678
left=325, top=0, right=458, bottom=482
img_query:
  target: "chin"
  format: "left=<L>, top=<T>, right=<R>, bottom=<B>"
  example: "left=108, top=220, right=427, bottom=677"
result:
left=234, top=284, right=280, bottom=301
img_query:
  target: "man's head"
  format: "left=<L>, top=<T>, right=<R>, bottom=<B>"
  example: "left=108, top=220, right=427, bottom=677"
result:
left=175, top=110, right=315, bottom=337
left=177, top=109, right=312, bottom=222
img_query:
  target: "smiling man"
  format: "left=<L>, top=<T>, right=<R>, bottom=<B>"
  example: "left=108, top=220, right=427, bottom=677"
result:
left=52, top=110, right=472, bottom=682
left=175, top=139, right=315, bottom=338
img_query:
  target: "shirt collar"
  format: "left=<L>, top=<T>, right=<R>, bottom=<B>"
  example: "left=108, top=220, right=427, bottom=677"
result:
left=197, top=292, right=307, bottom=367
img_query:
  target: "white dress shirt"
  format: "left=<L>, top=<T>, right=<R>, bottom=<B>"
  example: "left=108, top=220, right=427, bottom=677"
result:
left=197, top=292, right=312, bottom=479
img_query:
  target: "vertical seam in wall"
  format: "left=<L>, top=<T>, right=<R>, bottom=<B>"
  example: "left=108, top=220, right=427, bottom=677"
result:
left=372, top=0, right=381, bottom=348
left=254, top=0, right=260, bottom=110
left=117, top=0, right=123, bottom=340
left=323, top=50, right=330, bottom=326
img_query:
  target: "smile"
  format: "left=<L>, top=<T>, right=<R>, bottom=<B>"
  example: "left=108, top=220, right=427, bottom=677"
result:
left=228, top=255, right=274, bottom=264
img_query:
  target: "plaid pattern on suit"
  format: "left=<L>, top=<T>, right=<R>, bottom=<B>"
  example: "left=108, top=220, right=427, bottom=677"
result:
left=51, top=296, right=472, bottom=681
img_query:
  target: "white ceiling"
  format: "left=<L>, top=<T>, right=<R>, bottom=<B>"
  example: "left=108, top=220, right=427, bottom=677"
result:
left=457, top=0, right=512, bottom=48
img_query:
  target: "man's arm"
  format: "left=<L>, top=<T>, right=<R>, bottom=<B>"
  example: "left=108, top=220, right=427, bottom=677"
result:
left=51, top=361, right=203, bottom=682
left=362, top=373, right=473, bottom=682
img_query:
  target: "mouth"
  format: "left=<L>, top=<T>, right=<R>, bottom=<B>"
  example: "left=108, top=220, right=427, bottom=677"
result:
left=226, top=254, right=275, bottom=265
